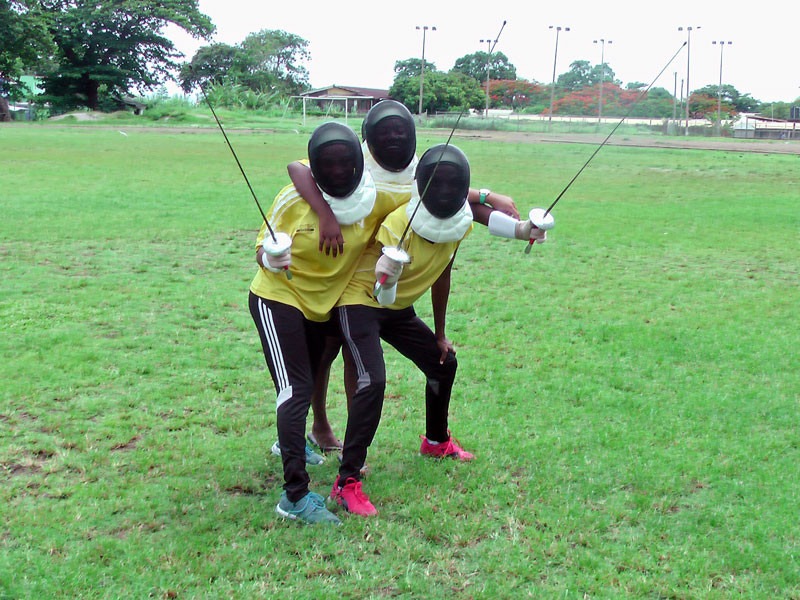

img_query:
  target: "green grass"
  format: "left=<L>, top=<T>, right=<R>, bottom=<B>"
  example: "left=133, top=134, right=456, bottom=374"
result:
left=1, top=123, right=799, bottom=599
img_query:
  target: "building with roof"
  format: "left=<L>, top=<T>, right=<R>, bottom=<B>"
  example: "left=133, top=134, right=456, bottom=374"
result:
left=297, top=85, right=392, bottom=115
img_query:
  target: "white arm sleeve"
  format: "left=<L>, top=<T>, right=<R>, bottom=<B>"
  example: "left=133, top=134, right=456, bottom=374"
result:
left=488, top=211, right=520, bottom=239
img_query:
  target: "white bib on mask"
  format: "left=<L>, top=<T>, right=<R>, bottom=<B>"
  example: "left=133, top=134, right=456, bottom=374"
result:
left=406, top=187, right=473, bottom=243
left=318, top=169, right=377, bottom=225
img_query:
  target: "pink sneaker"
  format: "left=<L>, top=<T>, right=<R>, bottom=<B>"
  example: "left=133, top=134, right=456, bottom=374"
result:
left=329, top=476, right=377, bottom=516
left=419, top=434, right=475, bottom=461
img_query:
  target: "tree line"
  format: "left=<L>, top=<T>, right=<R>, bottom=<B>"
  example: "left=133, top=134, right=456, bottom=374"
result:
left=2, top=0, right=797, bottom=121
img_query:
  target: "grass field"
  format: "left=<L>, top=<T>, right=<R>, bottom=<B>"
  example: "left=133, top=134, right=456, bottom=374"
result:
left=1, top=122, right=799, bottom=599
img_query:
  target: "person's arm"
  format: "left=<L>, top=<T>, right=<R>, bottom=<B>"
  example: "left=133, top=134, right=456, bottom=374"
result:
left=430, top=253, right=457, bottom=365
left=287, top=161, right=344, bottom=256
left=467, top=187, right=519, bottom=220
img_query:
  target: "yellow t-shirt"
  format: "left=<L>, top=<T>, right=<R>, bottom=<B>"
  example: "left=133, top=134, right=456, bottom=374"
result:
left=249, top=184, right=378, bottom=322
left=337, top=204, right=473, bottom=310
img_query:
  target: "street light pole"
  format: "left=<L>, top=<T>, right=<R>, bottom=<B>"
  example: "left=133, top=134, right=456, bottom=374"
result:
left=416, top=25, right=436, bottom=116
left=479, top=37, right=492, bottom=117
left=593, top=38, right=612, bottom=123
left=548, top=25, right=570, bottom=128
left=678, top=25, right=701, bottom=136
left=480, top=21, right=506, bottom=118
left=673, top=71, right=678, bottom=123
left=713, top=40, right=732, bottom=137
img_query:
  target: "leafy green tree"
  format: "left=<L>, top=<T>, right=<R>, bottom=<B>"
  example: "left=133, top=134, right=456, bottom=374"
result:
left=589, top=62, right=618, bottom=87
left=39, top=0, right=214, bottom=111
left=233, top=29, right=309, bottom=95
left=694, top=83, right=759, bottom=114
left=393, top=58, right=437, bottom=80
left=627, top=86, right=675, bottom=118
left=757, top=101, right=797, bottom=120
left=181, top=30, right=310, bottom=97
left=452, top=51, right=516, bottom=84
left=556, top=60, right=593, bottom=91
left=389, top=70, right=483, bottom=114
left=0, top=0, right=55, bottom=117
left=179, top=42, right=239, bottom=90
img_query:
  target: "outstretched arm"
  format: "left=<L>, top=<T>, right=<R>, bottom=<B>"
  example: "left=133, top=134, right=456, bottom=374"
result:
left=467, top=188, right=519, bottom=220
left=287, top=161, right=345, bottom=256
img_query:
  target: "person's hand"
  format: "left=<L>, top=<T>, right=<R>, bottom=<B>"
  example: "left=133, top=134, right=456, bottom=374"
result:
left=375, top=253, right=404, bottom=287
left=318, top=213, right=344, bottom=257
left=436, top=335, right=455, bottom=365
left=529, top=225, right=547, bottom=244
left=262, top=247, right=291, bottom=272
left=486, top=192, right=519, bottom=219
left=262, top=233, right=292, bottom=273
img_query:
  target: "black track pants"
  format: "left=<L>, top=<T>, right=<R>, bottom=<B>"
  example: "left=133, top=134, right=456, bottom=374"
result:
left=249, top=292, right=328, bottom=502
left=335, top=304, right=457, bottom=483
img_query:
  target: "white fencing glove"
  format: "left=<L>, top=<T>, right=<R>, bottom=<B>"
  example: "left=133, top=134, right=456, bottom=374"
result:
left=261, top=232, right=292, bottom=273
left=375, top=253, right=404, bottom=287
left=528, top=224, right=547, bottom=244
left=376, top=284, right=397, bottom=306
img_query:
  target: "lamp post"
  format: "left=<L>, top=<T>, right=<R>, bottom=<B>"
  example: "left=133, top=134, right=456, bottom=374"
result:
left=548, top=25, right=570, bottom=128
left=672, top=71, right=678, bottom=123
left=593, top=38, right=612, bottom=123
left=479, top=22, right=506, bottom=118
left=678, top=25, right=701, bottom=136
left=479, top=37, right=492, bottom=117
left=416, top=25, right=436, bottom=116
left=713, top=40, right=732, bottom=136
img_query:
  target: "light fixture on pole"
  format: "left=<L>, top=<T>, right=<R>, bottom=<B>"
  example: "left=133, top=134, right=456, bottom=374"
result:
left=593, top=38, right=612, bottom=123
left=480, top=21, right=507, bottom=118
left=713, top=40, right=732, bottom=137
left=416, top=25, right=436, bottom=116
left=678, top=25, right=701, bottom=136
left=548, top=25, right=570, bottom=128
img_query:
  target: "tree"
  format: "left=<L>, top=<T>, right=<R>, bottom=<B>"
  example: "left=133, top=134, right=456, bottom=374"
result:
left=694, top=83, right=758, bottom=114
left=0, top=0, right=55, bottom=118
left=389, top=70, right=483, bottom=114
left=181, top=30, right=310, bottom=97
left=39, top=0, right=214, bottom=111
left=179, top=42, right=239, bottom=90
left=451, top=51, right=516, bottom=84
left=234, top=30, right=310, bottom=95
left=487, top=79, right=548, bottom=111
left=556, top=60, right=593, bottom=91
left=393, top=58, right=437, bottom=80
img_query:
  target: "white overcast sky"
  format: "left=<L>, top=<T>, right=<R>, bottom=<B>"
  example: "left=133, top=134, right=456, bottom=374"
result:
left=167, top=0, right=800, bottom=103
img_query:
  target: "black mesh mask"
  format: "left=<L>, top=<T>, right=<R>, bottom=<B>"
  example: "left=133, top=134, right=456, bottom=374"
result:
left=415, top=144, right=471, bottom=219
left=363, top=100, right=416, bottom=172
left=308, top=122, right=364, bottom=198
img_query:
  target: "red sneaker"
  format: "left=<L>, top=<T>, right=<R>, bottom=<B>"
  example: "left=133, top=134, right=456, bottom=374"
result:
left=419, top=434, right=475, bottom=461
left=329, top=476, right=377, bottom=516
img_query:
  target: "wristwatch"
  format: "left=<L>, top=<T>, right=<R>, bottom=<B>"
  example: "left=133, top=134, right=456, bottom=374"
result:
left=479, top=188, right=491, bottom=205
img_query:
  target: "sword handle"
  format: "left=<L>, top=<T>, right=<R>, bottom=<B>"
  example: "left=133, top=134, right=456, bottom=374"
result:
left=373, top=273, right=388, bottom=296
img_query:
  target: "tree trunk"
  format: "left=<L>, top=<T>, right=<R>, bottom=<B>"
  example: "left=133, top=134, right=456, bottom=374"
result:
left=0, top=96, right=11, bottom=122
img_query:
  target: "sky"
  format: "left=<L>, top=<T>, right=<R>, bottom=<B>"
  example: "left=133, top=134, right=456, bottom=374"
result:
left=166, top=0, right=800, bottom=104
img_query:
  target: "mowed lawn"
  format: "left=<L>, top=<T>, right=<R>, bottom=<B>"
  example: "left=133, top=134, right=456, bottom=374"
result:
left=1, top=123, right=799, bottom=599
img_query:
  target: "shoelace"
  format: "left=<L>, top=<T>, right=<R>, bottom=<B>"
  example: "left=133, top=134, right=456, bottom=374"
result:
left=447, top=432, right=468, bottom=454
left=342, top=479, right=368, bottom=501
left=309, top=495, right=325, bottom=508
